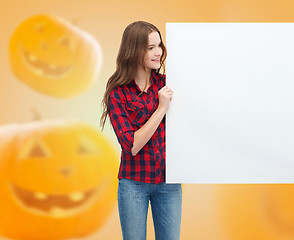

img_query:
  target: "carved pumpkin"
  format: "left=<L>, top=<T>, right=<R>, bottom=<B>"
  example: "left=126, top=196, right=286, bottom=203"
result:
left=0, top=120, right=118, bottom=240
left=216, top=184, right=294, bottom=240
left=9, top=14, right=102, bottom=98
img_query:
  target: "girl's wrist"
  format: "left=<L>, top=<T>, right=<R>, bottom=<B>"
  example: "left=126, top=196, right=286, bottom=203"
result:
left=157, top=105, right=168, bottom=115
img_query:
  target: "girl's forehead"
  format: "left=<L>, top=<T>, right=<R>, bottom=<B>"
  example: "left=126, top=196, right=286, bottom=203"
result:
left=148, top=31, right=161, bottom=44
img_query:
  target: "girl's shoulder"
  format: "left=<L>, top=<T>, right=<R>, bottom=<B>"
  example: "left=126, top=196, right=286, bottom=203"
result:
left=109, top=84, right=132, bottom=104
left=109, top=85, right=125, bottom=102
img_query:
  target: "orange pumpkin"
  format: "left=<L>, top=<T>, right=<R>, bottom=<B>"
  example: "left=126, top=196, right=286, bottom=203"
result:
left=216, top=184, right=294, bottom=240
left=0, top=120, right=118, bottom=240
left=9, top=14, right=102, bottom=98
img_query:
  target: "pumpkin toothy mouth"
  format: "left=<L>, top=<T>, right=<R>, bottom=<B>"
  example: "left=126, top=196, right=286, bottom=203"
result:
left=9, top=183, right=103, bottom=218
left=20, top=45, right=71, bottom=78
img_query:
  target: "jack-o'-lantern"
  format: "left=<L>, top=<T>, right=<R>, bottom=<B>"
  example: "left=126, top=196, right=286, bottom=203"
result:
left=0, top=120, right=118, bottom=240
left=9, top=14, right=102, bottom=98
left=216, top=184, right=294, bottom=240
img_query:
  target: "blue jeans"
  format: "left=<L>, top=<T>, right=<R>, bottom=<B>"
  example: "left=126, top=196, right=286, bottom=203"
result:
left=118, top=178, right=182, bottom=240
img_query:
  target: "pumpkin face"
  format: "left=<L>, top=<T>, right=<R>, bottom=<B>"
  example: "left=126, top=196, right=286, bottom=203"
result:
left=0, top=121, right=118, bottom=240
left=216, top=185, right=294, bottom=240
left=9, top=15, right=102, bottom=98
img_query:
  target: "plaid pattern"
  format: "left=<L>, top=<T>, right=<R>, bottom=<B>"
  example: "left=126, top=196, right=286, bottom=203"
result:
left=109, top=70, right=166, bottom=184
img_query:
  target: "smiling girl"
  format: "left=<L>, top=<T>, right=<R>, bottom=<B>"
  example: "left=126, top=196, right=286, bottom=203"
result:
left=101, top=21, right=182, bottom=240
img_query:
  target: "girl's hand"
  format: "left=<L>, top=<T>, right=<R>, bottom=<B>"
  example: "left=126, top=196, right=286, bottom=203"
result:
left=158, top=86, right=173, bottom=113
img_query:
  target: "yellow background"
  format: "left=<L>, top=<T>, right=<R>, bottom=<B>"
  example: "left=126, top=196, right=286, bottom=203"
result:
left=1, top=0, right=294, bottom=239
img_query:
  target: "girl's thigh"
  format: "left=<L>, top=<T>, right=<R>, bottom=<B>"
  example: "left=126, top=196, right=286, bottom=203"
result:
left=150, top=183, right=182, bottom=240
left=117, top=178, right=152, bottom=240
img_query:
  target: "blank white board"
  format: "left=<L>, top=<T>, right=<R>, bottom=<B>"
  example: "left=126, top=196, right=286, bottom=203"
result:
left=165, top=23, right=294, bottom=183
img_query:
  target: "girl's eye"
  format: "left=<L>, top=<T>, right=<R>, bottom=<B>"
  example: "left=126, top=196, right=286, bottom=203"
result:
left=148, top=47, right=153, bottom=50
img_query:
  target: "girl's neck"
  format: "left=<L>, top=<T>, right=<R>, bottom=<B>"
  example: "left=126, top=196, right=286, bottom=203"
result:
left=134, top=66, right=151, bottom=91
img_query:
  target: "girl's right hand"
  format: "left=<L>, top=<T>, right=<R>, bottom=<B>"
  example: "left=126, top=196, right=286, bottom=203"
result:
left=158, top=86, right=173, bottom=113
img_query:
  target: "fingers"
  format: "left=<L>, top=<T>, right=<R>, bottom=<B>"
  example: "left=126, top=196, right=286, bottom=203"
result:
left=160, top=86, right=173, bottom=94
left=159, top=86, right=173, bottom=102
left=164, top=87, right=173, bottom=100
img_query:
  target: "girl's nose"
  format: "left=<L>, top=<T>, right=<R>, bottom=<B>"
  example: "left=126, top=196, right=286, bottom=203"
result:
left=155, top=48, right=162, bottom=56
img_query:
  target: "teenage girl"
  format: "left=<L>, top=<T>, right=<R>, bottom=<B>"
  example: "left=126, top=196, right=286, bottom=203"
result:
left=101, top=21, right=182, bottom=240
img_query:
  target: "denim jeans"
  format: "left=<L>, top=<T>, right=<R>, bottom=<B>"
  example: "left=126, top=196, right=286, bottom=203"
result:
left=118, top=178, right=182, bottom=240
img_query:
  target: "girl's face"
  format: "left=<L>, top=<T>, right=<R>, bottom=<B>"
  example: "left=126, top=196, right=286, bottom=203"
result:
left=143, top=31, right=162, bottom=71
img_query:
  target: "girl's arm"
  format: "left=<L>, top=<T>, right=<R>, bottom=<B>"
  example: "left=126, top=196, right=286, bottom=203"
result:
left=131, top=86, right=173, bottom=156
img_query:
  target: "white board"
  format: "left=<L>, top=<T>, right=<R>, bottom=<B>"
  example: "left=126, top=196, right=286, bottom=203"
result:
left=166, top=23, right=294, bottom=183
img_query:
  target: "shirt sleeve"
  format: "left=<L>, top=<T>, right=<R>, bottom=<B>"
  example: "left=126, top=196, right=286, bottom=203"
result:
left=108, top=88, right=134, bottom=155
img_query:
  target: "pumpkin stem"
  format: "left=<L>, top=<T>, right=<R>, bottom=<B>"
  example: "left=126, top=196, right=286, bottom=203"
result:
left=30, top=108, right=42, bottom=121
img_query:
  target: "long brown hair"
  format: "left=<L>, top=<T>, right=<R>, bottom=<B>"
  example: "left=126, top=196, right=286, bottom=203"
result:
left=100, top=21, right=167, bottom=130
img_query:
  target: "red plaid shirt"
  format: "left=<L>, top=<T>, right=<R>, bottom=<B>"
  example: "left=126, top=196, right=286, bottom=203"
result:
left=108, top=70, right=166, bottom=184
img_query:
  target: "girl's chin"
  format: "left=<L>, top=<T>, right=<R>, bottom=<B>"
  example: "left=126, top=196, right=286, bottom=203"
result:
left=144, top=64, right=161, bottom=71
left=151, top=64, right=161, bottom=70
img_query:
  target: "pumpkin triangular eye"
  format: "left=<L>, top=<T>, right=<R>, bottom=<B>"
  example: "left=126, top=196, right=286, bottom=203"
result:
left=78, top=144, right=88, bottom=155
left=33, top=22, right=45, bottom=33
left=78, top=136, right=100, bottom=155
left=19, top=139, right=51, bottom=159
left=58, top=36, right=74, bottom=50
left=59, top=36, right=70, bottom=46
left=29, top=143, right=47, bottom=157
